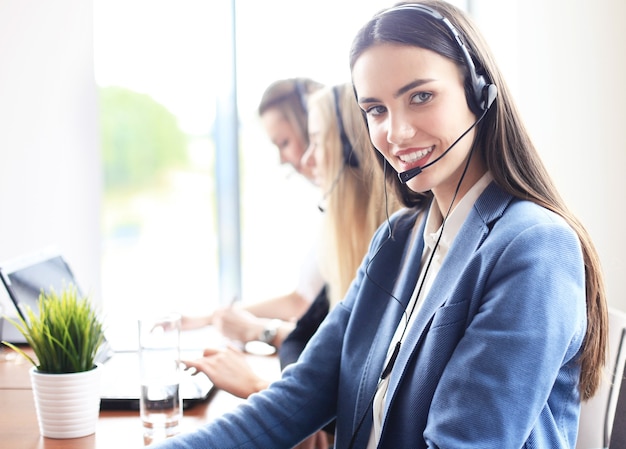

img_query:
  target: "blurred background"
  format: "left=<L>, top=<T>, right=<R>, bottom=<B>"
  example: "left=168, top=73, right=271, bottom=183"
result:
left=91, top=0, right=402, bottom=324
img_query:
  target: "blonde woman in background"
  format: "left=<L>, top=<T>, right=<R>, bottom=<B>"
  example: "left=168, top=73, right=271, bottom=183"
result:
left=182, top=78, right=326, bottom=350
left=182, top=83, right=401, bottom=449
left=306, top=83, right=397, bottom=307
left=278, top=82, right=403, bottom=368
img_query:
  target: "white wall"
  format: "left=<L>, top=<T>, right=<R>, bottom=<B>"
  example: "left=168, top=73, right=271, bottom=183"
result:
left=0, top=1, right=101, bottom=302
left=474, top=0, right=626, bottom=313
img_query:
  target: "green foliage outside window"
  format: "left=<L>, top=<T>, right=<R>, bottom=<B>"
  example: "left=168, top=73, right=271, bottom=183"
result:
left=99, top=86, right=188, bottom=193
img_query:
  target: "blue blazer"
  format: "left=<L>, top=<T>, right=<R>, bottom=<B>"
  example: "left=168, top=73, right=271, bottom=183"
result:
left=153, top=182, right=587, bottom=449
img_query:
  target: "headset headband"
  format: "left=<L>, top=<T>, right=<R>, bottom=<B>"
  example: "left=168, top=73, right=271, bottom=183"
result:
left=382, top=3, right=496, bottom=112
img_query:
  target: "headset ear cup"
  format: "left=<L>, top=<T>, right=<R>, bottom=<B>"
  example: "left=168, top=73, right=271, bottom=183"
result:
left=483, top=84, right=498, bottom=110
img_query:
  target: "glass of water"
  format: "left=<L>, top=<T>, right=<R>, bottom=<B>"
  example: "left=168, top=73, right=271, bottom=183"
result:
left=138, top=313, right=182, bottom=444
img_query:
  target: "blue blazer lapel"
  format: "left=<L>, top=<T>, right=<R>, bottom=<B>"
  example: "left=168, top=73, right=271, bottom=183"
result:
left=383, top=182, right=513, bottom=412
left=353, top=209, right=427, bottom=429
left=390, top=214, right=428, bottom=310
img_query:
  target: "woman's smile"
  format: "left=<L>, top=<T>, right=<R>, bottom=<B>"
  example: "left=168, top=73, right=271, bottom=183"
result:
left=396, top=145, right=434, bottom=168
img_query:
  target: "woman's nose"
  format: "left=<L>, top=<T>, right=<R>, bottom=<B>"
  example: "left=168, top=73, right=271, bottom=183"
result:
left=387, top=111, right=416, bottom=146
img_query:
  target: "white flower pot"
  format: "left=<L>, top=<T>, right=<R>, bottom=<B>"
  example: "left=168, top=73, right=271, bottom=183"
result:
left=29, top=364, right=102, bottom=439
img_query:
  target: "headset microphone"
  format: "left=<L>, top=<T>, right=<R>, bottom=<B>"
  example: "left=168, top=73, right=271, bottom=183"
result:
left=317, top=162, right=348, bottom=212
left=397, top=83, right=497, bottom=184
left=397, top=107, right=483, bottom=184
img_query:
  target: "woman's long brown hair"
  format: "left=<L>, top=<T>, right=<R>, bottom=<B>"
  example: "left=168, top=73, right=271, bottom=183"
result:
left=349, top=0, right=607, bottom=400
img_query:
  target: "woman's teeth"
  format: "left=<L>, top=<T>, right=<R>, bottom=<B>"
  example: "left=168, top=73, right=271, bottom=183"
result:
left=399, top=146, right=433, bottom=163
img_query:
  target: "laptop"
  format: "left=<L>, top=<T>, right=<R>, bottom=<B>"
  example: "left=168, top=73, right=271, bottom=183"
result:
left=0, top=248, right=214, bottom=410
left=0, top=249, right=78, bottom=343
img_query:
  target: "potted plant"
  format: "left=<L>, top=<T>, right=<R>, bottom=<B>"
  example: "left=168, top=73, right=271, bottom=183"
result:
left=2, top=283, right=106, bottom=439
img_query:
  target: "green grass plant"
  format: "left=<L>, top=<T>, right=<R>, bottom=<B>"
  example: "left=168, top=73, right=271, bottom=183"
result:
left=1, top=284, right=105, bottom=374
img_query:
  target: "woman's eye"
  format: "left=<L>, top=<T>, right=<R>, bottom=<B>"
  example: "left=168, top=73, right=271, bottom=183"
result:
left=411, top=91, right=432, bottom=104
left=278, top=139, right=289, bottom=151
left=365, top=105, right=387, bottom=117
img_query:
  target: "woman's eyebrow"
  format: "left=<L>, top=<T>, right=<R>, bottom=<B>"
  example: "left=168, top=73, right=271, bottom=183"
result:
left=394, top=79, right=433, bottom=98
left=357, top=78, right=434, bottom=103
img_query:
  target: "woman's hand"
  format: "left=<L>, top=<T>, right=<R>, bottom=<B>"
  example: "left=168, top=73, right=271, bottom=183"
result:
left=182, top=345, right=269, bottom=399
left=212, top=306, right=266, bottom=343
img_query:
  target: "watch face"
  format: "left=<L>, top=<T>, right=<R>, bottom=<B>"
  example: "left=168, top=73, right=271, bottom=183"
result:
left=258, top=320, right=279, bottom=345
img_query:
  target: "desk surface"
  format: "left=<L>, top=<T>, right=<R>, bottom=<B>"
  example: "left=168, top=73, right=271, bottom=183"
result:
left=0, top=348, right=280, bottom=448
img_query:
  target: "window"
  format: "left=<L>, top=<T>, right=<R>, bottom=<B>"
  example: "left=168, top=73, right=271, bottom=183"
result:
left=94, top=0, right=468, bottom=330
left=94, top=0, right=221, bottom=326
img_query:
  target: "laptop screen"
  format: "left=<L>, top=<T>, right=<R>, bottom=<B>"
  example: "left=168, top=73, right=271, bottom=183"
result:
left=1, top=255, right=78, bottom=318
left=0, top=251, right=81, bottom=323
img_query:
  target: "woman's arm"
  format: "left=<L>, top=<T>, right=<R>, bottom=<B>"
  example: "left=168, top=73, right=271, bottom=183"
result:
left=180, top=290, right=310, bottom=347
left=243, top=290, right=311, bottom=321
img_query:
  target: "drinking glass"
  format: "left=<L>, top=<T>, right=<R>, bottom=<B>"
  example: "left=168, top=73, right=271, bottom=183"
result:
left=138, top=313, right=182, bottom=444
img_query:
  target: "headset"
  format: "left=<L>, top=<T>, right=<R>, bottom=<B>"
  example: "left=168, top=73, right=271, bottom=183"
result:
left=293, top=78, right=310, bottom=116
left=261, top=78, right=311, bottom=117
left=318, top=86, right=360, bottom=212
left=385, top=3, right=497, bottom=115
left=332, top=85, right=359, bottom=168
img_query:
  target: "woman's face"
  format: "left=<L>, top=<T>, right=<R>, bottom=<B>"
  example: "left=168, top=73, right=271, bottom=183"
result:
left=352, top=43, right=486, bottom=208
left=301, top=103, right=327, bottom=188
left=260, top=107, right=314, bottom=181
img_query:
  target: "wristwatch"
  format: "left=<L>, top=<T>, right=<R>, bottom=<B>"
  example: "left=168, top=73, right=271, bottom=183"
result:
left=259, top=319, right=281, bottom=345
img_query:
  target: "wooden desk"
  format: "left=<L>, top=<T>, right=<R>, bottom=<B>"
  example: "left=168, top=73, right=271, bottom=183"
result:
left=0, top=350, right=280, bottom=448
